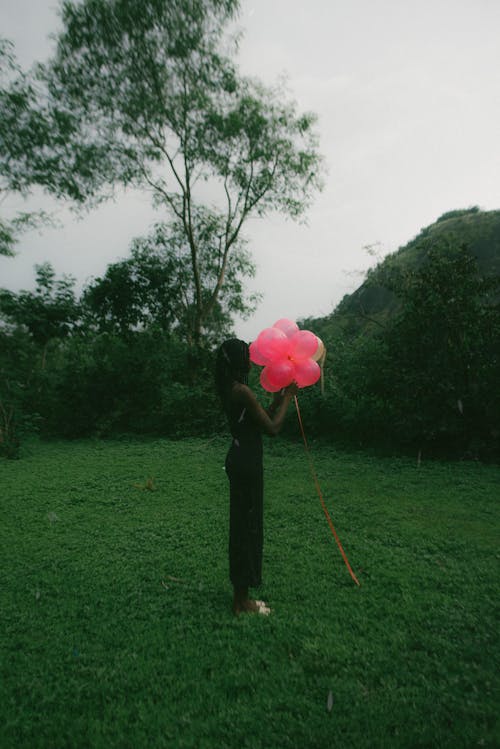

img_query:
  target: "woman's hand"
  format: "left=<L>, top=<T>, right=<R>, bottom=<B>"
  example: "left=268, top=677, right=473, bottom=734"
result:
left=235, top=381, right=298, bottom=436
left=271, top=389, right=285, bottom=405
left=272, top=383, right=298, bottom=407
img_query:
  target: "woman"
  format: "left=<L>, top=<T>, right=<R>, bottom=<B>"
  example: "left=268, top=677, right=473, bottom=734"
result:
left=215, top=339, right=297, bottom=615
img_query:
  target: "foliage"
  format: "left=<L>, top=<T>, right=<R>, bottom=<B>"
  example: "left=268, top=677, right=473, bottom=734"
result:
left=436, top=206, right=480, bottom=223
left=0, top=262, right=80, bottom=349
left=44, top=329, right=223, bottom=438
left=0, top=261, right=228, bottom=443
left=38, top=0, right=323, bottom=344
left=2, top=230, right=498, bottom=458
left=0, top=264, right=80, bottom=457
left=334, top=208, right=500, bottom=326
left=0, top=263, right=80, bottom=451
left=0, top=212, right=256, bottom=444
left=0, top=222, right=253, bottom=442
left=1, top=437, right=499, bottom=747
left=0, top=39, right=61, bottom=256
left=0, top=326, right=42, bottom=458
left=0, top=210, right=56, bottom=259
left=0, top=263, right=80, bottom=458
left=380, top=239, right=500, bottom=453
left=83, top=217, right=260, bottom=345
left=1, top=0, right=323, bottom=449
left=301, top=225, right=500, bottom=459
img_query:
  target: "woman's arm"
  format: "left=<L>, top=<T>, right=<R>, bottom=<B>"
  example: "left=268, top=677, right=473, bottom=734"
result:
left=232, top=383, right=297, bottom=436
left=266, top=390, right=285, bottom=416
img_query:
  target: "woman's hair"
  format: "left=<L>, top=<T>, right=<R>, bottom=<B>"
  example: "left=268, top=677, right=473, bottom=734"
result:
left=215, top=339, right=250, bottom=408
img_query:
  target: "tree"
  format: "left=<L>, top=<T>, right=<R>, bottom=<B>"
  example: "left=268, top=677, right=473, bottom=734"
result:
left=322, top=234, right=500, bottom=455
left=0, top=262, right=80, bottom=366
left=83, top=216, right=260, bottom=344
left=0, top=263, right=80, bottom=455
left=0, top=325, right=36, bottom=457
left=40, top=0, right=323, bottom=345
left=380, top=237, right=500, bottom=453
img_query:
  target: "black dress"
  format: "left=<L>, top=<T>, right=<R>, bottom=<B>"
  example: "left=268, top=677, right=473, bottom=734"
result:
left=225, top=400, right=264, bottom=589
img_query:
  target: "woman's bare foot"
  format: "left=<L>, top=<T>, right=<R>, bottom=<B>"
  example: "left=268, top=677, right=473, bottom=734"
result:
left=232, top=586, right=271, bottom=616
left=233, top=597, right=271, bottom=616
left=254, top=599, right=271, bottom=615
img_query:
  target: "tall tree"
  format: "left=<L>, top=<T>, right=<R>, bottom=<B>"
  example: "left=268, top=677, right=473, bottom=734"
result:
left=83, top=217, right=259, bottom=344
left=41, top=0, right=323, bottom=345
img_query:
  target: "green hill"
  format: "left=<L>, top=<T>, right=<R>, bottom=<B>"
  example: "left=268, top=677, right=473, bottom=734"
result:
left=298, top=207, right=500, bottom=457
left=305, top=207, right=500, bottom=338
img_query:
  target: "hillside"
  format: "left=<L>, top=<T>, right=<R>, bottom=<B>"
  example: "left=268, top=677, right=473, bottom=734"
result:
left=305, top=207, right=500, bottom=338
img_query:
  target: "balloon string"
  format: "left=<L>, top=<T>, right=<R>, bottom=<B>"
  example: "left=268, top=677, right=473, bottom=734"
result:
left=294, top=396, right=360, bottom=586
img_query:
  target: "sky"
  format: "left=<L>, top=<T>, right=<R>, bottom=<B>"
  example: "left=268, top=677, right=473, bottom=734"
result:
left=1, top=0, right=499, bottom=341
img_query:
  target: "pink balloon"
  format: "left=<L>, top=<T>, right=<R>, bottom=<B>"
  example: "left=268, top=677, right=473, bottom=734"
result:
left=266, top=359, right=295, bottom=388
left=273, top=318, right=299, bottom=339
left=294, top=358, right=321, bottom=388
left=249, top=340, right=270, bottom=366
left=253, top=321, right=323, bottom=392
left=260, top=367, right=282, bottom=392
left=289, top=330, right=319, bottom=361
left=256, top=327, right=290, bottom=361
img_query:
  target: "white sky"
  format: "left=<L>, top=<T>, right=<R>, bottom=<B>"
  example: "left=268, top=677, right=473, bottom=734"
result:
left=1, top=0, right=499, bottom=340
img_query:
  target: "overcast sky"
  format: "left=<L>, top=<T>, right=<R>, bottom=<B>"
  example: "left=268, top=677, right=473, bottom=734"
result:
left=1, top=0, right=499, bottom=340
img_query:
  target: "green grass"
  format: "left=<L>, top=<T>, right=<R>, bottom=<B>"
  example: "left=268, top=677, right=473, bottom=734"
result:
left=1, top=436, right=499, bottom=748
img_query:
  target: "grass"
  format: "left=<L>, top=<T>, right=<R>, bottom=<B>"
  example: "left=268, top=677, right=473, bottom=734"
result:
left=1, top=435, right=499, bottom=748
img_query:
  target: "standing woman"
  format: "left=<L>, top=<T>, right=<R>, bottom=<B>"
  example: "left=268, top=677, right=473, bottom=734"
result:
left=215, top=339, right=297, bottom=615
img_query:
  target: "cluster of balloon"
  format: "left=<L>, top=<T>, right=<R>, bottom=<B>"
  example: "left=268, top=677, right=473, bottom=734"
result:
left=249, top=318, right=325, bottom=392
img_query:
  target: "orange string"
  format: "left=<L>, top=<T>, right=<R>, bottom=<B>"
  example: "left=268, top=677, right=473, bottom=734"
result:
left=294, top=396, right=360, bottom=586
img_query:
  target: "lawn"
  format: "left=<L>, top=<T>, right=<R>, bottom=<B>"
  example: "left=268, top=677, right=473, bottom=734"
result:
left=1, top=436, right=499, bottom=748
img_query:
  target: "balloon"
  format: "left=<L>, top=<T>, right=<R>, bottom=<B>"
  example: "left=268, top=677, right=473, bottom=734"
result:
left=252, top=319, right=325, bottom=392
left=249, top=340, right=270, bottom=366
left=294, top=358, right=321, bottom=387
left=311, top=337, right=325, bottom=362
left=273, top=318, right=299, bottom=339
left=260, top=368, right=282, bottom=392
left=255, top=327, right=290, bottom=361
left=266, top=359, right=295, bottom=388
left=289, top=330, right=318, bottom=360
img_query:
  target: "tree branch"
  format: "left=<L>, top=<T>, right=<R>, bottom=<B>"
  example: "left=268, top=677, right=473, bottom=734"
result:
left=133, top=156, right=184, bottom=221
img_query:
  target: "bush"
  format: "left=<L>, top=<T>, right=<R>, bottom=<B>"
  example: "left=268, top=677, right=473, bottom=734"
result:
left=298, top=241, right=500, bottom=459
